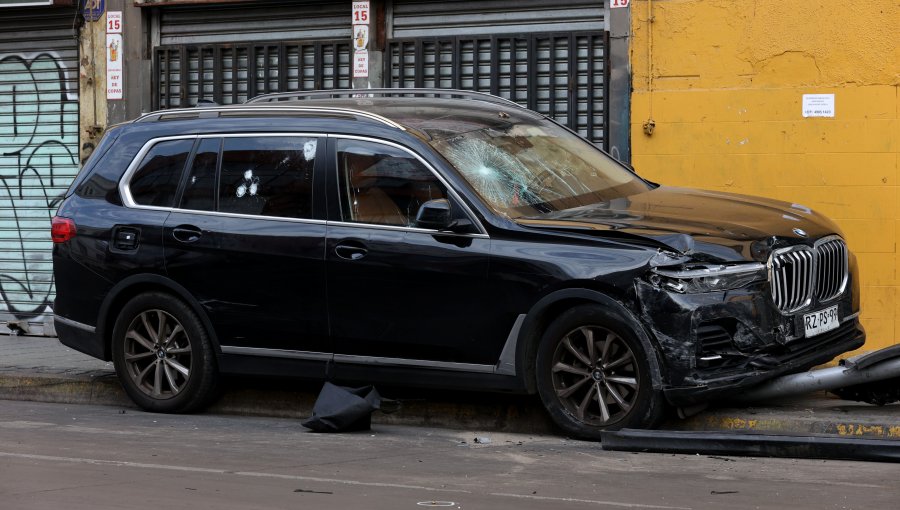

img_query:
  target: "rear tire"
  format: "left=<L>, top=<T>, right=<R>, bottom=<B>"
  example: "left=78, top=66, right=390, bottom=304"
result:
left=111, top=292, right=219, bottom=413
left=535, top=304, right=666, bottom=440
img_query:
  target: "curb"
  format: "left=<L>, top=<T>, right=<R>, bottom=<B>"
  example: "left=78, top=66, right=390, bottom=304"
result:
left=669, top=410, right=900, bottom=440
left=0, top=371, right=896, bottom=439
left=0, top=371, right=557, bottom=434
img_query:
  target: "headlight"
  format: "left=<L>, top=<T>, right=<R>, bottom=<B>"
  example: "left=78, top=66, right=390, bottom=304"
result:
left=651, top=263, right=767, bottom=294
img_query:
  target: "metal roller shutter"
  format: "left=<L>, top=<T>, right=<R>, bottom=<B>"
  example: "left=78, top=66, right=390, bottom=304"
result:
left=155, top=1, right=353, bottom=108
left=386, top=33, right=608, bottom=145
left=159, top=1, right=352, bottom=46
left=0, top=6, right=79, bottom=335
left=391, top=0, right=605, bottom=37
left=386, top=1, right=609, bottom=147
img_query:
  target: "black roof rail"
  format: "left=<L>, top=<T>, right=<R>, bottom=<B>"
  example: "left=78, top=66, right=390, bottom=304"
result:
left=246, top=88, right=527, bottom=110
left=132, top=105, right=405, bottom=129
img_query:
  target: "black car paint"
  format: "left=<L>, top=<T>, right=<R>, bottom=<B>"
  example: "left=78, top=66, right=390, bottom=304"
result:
left=53, top=104, right=865, bottom=406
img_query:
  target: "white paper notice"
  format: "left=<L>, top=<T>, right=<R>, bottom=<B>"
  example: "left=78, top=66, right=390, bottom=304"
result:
left=353, top=50, right=369, bottom=78
left=802, top=94, right=835, bottom=118
left=107, top=33, right=124, bottom=100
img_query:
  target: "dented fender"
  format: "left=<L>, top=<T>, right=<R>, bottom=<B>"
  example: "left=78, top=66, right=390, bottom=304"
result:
left=516, top=288, right=666, bottom=393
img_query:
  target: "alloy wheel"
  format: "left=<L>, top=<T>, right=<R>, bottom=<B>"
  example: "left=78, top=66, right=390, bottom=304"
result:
left=122, top=309, right=192, bottom=399
left=550, top=326, right=640, bottom=426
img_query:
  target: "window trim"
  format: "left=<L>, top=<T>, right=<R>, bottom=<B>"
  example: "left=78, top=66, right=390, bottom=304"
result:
left=327, top=134, right=489, bottom=237
left=120, top=133, right=489, bottom=237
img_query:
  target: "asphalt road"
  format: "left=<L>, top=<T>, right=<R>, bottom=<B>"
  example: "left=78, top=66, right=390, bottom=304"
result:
left=0, top=400, right=897, bottom=510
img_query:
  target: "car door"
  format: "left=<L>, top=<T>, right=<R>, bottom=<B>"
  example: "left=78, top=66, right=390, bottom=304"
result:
left=325, top=136, right=505, bottom=367
left=164, top=134, right=329, bottom=353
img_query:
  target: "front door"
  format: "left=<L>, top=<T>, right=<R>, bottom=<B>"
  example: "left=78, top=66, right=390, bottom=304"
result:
left=325, top=137, right=505, bottom=366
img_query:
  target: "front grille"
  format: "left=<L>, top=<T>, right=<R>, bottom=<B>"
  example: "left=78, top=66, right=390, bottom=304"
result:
left=816, top=238, right=848, bottom=302
left=770, top=236, right=848, bottom=313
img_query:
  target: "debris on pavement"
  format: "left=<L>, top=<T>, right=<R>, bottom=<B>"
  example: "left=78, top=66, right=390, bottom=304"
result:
left=301, top=382, right=382, bottom=432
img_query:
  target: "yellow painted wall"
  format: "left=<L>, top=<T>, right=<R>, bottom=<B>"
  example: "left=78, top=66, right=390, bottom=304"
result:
left=629, top=0, right=900, bottom=353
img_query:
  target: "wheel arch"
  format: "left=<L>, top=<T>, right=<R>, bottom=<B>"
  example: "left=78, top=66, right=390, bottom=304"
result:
left=96, top=274, right=221, bottom=361
left=515, top=286, right=665, bottom=394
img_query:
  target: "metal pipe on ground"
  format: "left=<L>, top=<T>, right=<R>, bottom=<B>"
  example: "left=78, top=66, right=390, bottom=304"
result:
left=734, top=345, right=900, bottom=403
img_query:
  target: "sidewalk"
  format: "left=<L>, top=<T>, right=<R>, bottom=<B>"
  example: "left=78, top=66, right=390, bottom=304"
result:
left=1, top=334, right=898, bottom=438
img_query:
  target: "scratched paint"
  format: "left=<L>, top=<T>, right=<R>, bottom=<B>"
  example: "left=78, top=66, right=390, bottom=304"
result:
left=0, top=52, right=79, bottom=331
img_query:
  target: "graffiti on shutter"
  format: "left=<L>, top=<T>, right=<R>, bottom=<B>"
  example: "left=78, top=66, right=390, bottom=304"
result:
left=0, top=52, right=79, bottom=333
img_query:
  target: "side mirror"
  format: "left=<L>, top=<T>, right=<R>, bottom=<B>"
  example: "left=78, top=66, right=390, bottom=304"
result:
left=415, top=199, right=452, bottom=230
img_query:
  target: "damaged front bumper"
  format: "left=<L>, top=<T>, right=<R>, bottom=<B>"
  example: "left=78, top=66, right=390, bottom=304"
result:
left=634, top=278, right=865, bottom=406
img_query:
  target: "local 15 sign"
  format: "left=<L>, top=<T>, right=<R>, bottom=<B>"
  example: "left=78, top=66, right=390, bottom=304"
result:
left=610, top=0, right=630, bottom=8
left=352, top=1, right=369, bottom=24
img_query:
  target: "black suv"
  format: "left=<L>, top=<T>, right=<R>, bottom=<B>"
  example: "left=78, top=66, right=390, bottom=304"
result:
left=52, top=89, right=864, bottom=438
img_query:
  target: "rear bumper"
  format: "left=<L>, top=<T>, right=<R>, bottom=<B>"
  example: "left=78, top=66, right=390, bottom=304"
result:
left=55, top=315, right=107, bottom=361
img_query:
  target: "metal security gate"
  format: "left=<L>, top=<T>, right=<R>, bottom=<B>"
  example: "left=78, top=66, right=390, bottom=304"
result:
left=154, top=0, right=352, bottom=108
left=385, top=32, right=608, bottom=146
left=156, top=41, right=352, bottom=108
left=0, top=6, right=79, bottom=335
left=386, top=0, right=608, bottom=146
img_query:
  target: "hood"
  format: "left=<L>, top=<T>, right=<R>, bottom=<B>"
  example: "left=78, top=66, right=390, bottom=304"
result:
left=515, top=186, right=843, bottom=262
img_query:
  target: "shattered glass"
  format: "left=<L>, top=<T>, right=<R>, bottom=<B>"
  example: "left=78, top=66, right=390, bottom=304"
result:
left=433, top=122, right=649, bottom=219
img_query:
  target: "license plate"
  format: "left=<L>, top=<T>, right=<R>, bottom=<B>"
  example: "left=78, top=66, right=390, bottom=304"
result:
left=803, top=305, right=839, bottom=338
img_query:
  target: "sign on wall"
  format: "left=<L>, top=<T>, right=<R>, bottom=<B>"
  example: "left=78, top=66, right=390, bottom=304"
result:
left=352, top=1, right=369, bottom=78
left=106, top=10, right=123, bottom=100
left=802, top=94, right=835, bottom=118
left=610, top=0, right=630, bottom=8
left=80, top=0, right=105, bottom=22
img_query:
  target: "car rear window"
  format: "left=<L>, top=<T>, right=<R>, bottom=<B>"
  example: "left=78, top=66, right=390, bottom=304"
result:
left=218, top=136, right=317, bottom=219
left=129, top=139, right=193, bottom=207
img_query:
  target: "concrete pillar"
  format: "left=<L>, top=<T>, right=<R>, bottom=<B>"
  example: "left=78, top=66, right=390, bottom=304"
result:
left=78, top=10, right=108, bottom=164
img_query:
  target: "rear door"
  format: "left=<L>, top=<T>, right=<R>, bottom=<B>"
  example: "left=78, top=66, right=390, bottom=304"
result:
left=164, top=134, right=329, bottom=353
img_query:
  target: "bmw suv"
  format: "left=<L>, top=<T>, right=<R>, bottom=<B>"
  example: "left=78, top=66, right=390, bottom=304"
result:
left=52, top=89, right=864, bottom=439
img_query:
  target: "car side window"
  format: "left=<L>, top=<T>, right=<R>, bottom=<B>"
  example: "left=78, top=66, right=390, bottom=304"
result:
left=218, top=136, right=317, bottom=219
left=180, top=137, right=220, bottom=212
left=336, top=139, right=447, bottom=227
left=130, top=139, right=193, bottom=207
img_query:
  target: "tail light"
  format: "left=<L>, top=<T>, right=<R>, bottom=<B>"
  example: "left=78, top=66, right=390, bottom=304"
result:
left=51, top=216, right=77, bottom=243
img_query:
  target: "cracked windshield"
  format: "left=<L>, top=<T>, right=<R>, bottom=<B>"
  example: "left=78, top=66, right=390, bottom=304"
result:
left=432, top=121, right=650, bottom=219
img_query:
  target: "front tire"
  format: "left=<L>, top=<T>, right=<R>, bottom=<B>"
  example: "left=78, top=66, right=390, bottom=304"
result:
left=535, top=304, right=666, bottom=439
left=111, top=292, right=219, bottom=413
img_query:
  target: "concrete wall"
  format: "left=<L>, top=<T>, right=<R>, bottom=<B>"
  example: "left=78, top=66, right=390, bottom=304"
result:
left=629, top=0, right=900, bottom=353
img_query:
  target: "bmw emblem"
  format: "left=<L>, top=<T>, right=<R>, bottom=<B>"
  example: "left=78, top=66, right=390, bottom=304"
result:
left=793, top=228, right=808, bottom=238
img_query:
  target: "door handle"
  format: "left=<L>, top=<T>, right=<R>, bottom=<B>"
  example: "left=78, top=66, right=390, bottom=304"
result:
left=334, top=242, right=368, bottom=261
left=172, top=225, right=203, bottom=243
